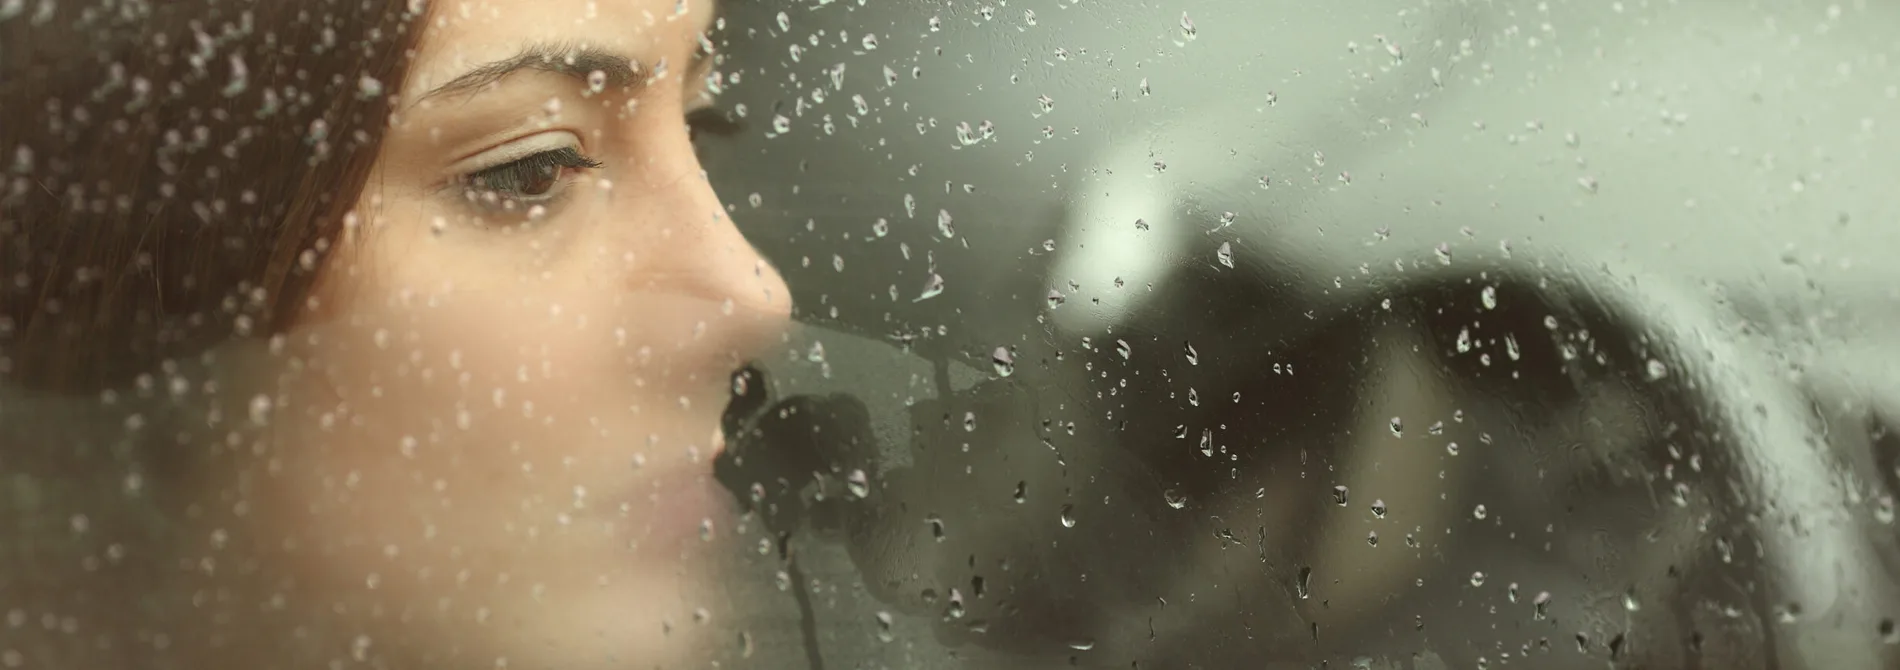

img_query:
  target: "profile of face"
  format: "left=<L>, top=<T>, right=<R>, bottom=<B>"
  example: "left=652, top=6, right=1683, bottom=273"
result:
left=172, top=0, right=790, bottom=667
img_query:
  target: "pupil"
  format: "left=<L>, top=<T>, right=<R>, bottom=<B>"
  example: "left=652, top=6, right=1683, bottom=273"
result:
left=521, top=166, right=558, bottom=197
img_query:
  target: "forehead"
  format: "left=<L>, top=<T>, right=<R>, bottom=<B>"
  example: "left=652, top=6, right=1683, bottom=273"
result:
left=404, top=0, right=717, bottom=95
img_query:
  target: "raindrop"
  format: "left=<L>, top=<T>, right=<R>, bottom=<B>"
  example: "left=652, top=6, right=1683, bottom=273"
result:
left=1332, top=486, right=1350, bottom=506
left=1508, top=582, right=1520, bottom=603
left=807, top=341, right=827, bottom=363
left=1135, top=218, right=1151, bottom=231
left=1164, top=488, right=1187, bottom=509
left=1179, top=12, right=1198, bottom=41
left=914, top=274, right=946, bottom=302
left=1367, top=531, right=1379, bottom=547
left=1013, top=481, right=1027, bottom=503
left=1035, top=94, right=1055, bottom=115
left=1068, top=638, right=1096, bottom=651
left=1389, top=417, right=1403, bottom=437
left=1370, top=499, right=1387, bottom=518
left=1428, top=421, right=1444, bottom=436
left=1139, top=78, right=1151, bottom=96
left=846, top=469, right=871, bottom=499
left=928, top=16, right=941, bottom=32
left=1456, top=327, right=1472, bottom=353
left=1296, top=566, right=1313, bottom=599
left=1198, top=429, right=1214, bottom=457
left=871, top=218, right=889, bottom=237
left=852, top=94, right=870, bottom=115
left=991, top=347, right=1016, bottom=377
left=1059, top=504, right=1077, bottom=528
left=926, top=514, right=947, bottom=541
left=1447, top=442, right=1460, bottom=456
left=1186, top=387, right=1199, bottom=406
left=875, top=612, right=895, bottom=642
left=776, top=11, right=791, bottom=31
left=1216, top=242, right=1234, bottom=268
left=771, top=114, right=792, bottom=134
left=1470, top=572, right=1487, bottom=587
left=1646, top=359, right=1668, bottom=381
left=861, top=33, right=880, bottom=50
left=1473, top=504, right=1488, bottom=520
left=1533, top=591, right=1553, bottom=620
left=1481, top=285, right=1498, bottom=309
left=947, top=589, right=966, bottom=618
left=963, top=412, right=977, bottom=432
left=1115, top=339, right=1132, bottom=360
left=586, top=70, right=608, bottom=93
left=937, top=209, right=956, bottom=238
left=1184, top=341, right=1199, bottom=365
left=1047, top=289, right=1066, bottom=309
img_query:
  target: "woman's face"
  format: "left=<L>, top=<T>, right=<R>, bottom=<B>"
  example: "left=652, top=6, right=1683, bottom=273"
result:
left=198, top=0, right=789, bottom=667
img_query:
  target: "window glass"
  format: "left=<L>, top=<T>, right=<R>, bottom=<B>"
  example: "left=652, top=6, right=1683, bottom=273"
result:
left=2, top=1, right=1896, bottom=668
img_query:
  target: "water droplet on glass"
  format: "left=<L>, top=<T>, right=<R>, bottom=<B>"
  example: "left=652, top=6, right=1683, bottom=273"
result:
left=771, top=114, right=792, bottom=134
left=1198, top=428, right=1214, bottom=457
left=807, top=341, right=827, bottom=363
left=1046, top=289, right=1066, bottom=309
left=991, top=347, right=1016, bottom=377
left=875, top=611, right=895, bottom=642
left=1470, top=572, right=1486, bottom=587
left=1058, top=504, right=1077, bottom=528
left=1164, top=488, right=1187, bottom=509
left=1216, top=242, right=1234, bottom=268
left=914, top=274, right=946, bottom=302
left=1473, top=504, right=1488, bottom=520
left=1069, top=638, right=1096, bottom=651
left=1645, top=359, right=1668, bottom=381
left=861, top=33, right=880, bottom=50
left=1296, top=566, right=1313, bottom=599
left=1367, top=531, right=1379, bottom=547
left=1447, top=441, right=1461, bottom=456
left=1370, top=499, right=1387, bottom=518
left=1481, top=285, right=1498, bottom=309
left=846, top=469, right=871, bottom=499
left=1389, top=417, right=1403, bottom=437
left=1533, top=591, right=1553, bottom=620
left=937, top=209, right=955, bottom=238
left=1332, top=485, right=1350, bottom=506
left=1036, top=94, right=1055, bottom=115
left=358, top=75, right=385, bottom=98
left=1179, top=12, right=1198, bottom=41
left=1115, top=339, right=1132, bottom=360
left=1184, top=341, right=1199, bottom=365
left=962, top=412, right=977, bottom=432
left=1013, top=481, right=1027, bottom=503
left=926, top=514, right=947, bottom=541
left=586, top=69, right=608, bottom=93
left=1186, top=387, right=1199, bottom=406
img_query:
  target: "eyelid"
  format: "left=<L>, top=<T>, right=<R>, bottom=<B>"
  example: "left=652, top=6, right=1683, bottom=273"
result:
left=447, top=131, right=588, bottom=178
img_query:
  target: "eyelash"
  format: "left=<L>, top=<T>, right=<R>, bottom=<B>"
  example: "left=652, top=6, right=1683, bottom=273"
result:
left=457, top=147, right=603, bottom=213
left=452, top=111, right=740, bottom=217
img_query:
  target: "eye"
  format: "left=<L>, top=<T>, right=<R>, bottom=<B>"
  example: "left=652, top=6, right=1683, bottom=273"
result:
left=458, top=147, right=603, bottom=211
left=686, top=107, right=744, bottom=144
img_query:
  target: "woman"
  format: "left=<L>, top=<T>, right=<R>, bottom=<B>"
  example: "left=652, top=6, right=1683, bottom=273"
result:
left=1, top=0, right=790, bottom=667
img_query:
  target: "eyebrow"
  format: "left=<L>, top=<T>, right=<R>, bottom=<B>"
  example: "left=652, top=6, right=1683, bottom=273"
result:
left=419, top=42, right=644, bottom=103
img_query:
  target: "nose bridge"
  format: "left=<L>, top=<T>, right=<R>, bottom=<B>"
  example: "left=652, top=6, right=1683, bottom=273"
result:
left=632, top=167, right=792, bottom=345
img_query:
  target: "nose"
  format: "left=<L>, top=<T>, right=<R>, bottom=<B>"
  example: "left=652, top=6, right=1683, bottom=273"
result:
left=626, top=160, right=792, bottom=359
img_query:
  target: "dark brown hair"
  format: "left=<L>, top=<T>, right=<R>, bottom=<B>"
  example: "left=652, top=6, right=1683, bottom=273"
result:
left=0, top=0, right=425, bottom=393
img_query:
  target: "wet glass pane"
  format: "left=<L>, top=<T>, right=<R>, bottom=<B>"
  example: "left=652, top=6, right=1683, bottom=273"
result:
left=4, top=0, right=1897, bottom=668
